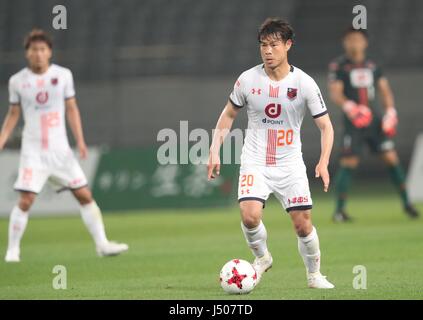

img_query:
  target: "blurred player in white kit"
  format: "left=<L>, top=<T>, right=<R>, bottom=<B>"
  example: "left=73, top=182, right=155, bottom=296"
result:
left=0, top=29, right=128, bottom=262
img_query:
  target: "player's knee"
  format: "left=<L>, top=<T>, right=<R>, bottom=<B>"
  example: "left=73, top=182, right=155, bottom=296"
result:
left=78, top=194, right=93, bottom=205
left=73, top=188, right=93, bottom=205
left=242, top=215, right=261, bottom=229
left=340, top=156, right=360, bottom=168
left=291, top=213, right=312, bottom=237
left=18, top=193, right=35, bottom=211
left=294, top=222, right=312, bottom=237
left=381, top=150, right=398, bottom=165
left=240, top=203, right=262, bottom=228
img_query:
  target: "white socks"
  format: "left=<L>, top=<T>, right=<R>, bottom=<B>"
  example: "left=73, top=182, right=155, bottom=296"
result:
left=297, top=226, right=321, bottom=274
left=241, top=221, right=268, bottom=258
left=241, top=221, right=321, bottom=274
left=7, top=202, right=108, bottom=254
left=80, top=201, right=108, bottom=247
left=7, top=206, right=29, bottom=252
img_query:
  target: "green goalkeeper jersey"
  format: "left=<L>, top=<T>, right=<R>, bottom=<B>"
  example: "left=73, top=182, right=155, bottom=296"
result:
left=328, top=55, right=384, bottom=126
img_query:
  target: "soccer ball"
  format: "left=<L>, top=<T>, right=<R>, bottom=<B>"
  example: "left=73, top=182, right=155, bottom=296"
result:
left=219, top=259, right=257, bottom=294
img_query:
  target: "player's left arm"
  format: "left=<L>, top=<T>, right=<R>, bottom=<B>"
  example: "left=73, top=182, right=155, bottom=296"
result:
left=66, top=97, right=88, bottom=159
left=378, top=77, right=398, bottom=137
left=378, top=77, right=395, bottom=111
left=314, top=114, right=334, bottom=192
left=304, top=74, right=334, bottom=192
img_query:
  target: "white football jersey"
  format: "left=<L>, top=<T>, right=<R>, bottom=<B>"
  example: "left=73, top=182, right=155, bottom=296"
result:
left=229, top=64, right=328, bottom=166
left=8, top=64, right=75, bottom=153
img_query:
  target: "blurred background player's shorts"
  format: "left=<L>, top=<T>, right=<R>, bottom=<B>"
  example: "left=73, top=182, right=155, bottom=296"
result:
left=14, top=149, right=87, bottom=193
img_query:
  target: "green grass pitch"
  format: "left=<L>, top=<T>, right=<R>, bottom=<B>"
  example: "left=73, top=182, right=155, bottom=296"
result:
left=0, top=186, right=422, bottom=299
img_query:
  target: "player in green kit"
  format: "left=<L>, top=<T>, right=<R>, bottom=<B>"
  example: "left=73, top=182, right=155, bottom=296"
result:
left=328, top=27, right=419, bottom=222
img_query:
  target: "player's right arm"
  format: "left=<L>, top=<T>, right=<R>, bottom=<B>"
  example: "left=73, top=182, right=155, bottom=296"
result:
left=328, top=79, right=347, bottom=107
left=208, top=101, right=240, bottom=180
left=0, top=77, right=22, bottom=150
left=208, top=74, right=247, bottom=180
left=0, top=104, right=21, bottom=150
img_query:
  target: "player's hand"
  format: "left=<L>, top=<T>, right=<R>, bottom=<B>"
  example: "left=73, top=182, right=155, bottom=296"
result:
left=78, top=142, right=88, bottom=159
left=315, top=162, right=330, bottom=192
left=382, top=108, right=398, bottom=137
left=343, top=100, right=373, bottom=128
left=207, top=151, right=221, bottom=181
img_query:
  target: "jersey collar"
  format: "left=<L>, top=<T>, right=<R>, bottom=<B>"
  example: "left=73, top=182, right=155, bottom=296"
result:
left=261, top=64, right=295, bottom=83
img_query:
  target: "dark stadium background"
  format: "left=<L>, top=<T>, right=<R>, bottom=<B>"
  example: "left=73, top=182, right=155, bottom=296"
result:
left=0, top=0, right=422, bottom=179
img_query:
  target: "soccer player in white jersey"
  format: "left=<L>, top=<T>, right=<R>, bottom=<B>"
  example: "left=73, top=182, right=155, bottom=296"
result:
left=0, top=29, right=128, bottom=262
left=208, top=18, right=335, bottom=288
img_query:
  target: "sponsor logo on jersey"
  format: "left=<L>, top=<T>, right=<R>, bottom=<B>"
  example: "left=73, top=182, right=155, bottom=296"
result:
left=287, top=88, right=297, bottom=100
left=251, top=88, right=262, bottom=95
left=36, top=91, right=49, bottom=104
left=262, top=118, right=284, bottom=125
left=264, top=103, right=282, bottom=118
left=51, top=78, right=58, bottom=86
left=350, top=68, right=374, bottom=88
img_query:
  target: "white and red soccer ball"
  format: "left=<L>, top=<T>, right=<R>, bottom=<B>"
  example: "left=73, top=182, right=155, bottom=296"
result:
left=219, top=259, right=257, bottom=294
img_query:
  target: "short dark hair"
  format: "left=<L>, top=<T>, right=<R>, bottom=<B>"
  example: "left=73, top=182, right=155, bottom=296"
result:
left=343, top=26, right=368, bottom=39
left=24, top=29, right=53, bottom=50
left=258, top=18, right=295, bottom=43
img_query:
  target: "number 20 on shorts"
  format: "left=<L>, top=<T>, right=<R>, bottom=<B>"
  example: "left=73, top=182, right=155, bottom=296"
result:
left=240, top=174, right=254, bottom=187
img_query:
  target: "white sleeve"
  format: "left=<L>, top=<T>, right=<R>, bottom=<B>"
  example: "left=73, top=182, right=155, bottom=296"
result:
left=8, top=77, right=20, bottom=105
left=302, top=75, right=328, bottom=119
left=64, top=69, right=76, bottom=99
left=229, top=73, right=247, bottom=108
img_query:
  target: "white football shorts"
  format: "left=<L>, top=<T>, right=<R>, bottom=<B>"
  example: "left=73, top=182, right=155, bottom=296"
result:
left=237, top=161, right=313, bottom=212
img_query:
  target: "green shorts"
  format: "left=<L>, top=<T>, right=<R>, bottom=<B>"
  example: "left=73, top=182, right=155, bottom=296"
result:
left=340, top=117, right=395, bottom=157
